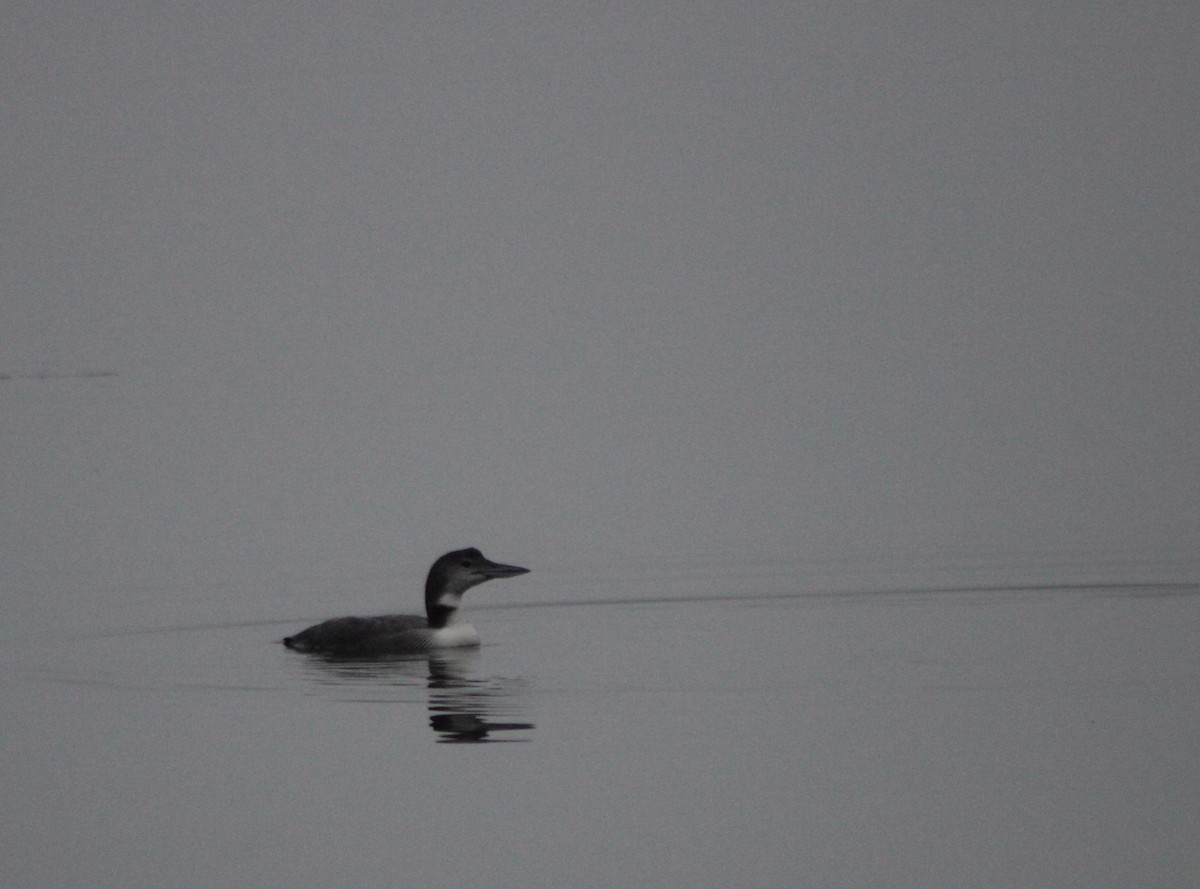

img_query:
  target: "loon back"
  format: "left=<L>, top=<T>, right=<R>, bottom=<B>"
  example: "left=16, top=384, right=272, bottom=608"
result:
left=282, top=548, right=529, bottom=656
left=282, top=614, right=431, bottom=655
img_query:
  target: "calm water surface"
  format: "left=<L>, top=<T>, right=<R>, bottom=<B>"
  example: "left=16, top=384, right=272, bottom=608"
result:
left=4, top=559, right=1198, bottom=889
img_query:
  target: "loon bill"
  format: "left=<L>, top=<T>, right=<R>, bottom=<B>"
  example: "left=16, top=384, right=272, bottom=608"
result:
left=282, top=548, right=529, bottom=656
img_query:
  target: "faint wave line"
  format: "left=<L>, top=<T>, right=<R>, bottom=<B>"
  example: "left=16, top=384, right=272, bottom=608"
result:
left=78, top=582, right=1197, bottom=638
left=0, top=369, right=117, bottom=381
left=85, top=617, right=303, bottom=639
left=475, top=581, right=1199, bottom=612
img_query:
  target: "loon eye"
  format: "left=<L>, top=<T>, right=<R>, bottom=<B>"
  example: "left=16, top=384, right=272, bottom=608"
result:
left=461, top=559, right=474, bottom=568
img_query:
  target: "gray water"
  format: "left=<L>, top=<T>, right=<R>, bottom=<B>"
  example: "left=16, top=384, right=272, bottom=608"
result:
left=5, top=560, right=1198, bottom=888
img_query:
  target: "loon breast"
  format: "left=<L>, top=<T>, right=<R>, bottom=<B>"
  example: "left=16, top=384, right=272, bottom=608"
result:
left=427, top=622, right=480, bottom=649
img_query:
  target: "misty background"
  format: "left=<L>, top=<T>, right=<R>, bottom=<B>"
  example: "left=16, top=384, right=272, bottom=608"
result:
left=3, top=3, right=1197, bottom=615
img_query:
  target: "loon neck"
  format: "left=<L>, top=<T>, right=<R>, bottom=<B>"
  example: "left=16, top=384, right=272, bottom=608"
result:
left=425, top=579, right=465, bottom=629
left=427, top=600, right=462, bottom=629
left=425, top=558, right=470, bottom=628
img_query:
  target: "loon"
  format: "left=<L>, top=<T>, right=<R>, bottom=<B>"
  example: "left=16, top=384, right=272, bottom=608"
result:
left=282, top=548, right=529, bottom=656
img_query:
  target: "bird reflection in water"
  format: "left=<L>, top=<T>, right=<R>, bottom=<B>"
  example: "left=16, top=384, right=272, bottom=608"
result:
left=425, top=650, right=535, bottom=744
left=297, top=648, right=534, bottom=744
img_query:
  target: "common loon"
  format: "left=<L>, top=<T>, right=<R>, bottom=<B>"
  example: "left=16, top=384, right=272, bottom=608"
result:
left=282, top=548, right=529, bottom=656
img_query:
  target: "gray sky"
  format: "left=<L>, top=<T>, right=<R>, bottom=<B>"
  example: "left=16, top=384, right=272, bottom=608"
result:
left=3, top=2, right=1197, bottom=595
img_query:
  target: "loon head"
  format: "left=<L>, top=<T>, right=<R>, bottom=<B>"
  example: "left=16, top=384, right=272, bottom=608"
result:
left=424, top=548, right=529, bottom=628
